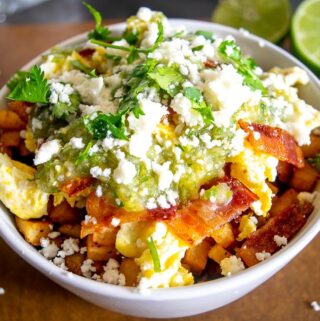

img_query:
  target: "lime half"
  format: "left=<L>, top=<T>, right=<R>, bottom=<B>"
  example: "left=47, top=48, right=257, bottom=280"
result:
left=292, top=0, right=320, bottom=75
left=212, top=0, right=291, bottom=43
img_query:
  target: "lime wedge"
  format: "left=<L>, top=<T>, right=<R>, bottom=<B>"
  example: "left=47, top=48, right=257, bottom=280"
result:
left=292, top=0, right=320, bottom=75
left=212, top=0, right=291, bottom=43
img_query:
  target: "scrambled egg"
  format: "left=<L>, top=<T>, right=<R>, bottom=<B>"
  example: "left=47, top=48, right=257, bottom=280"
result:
left=116, top=221, right=194, bottom=289
left=229, top=142, right=278, bottom=216
left=237, top=214, right=257, bottom=241
left=0, top=153, right=49, bottom=219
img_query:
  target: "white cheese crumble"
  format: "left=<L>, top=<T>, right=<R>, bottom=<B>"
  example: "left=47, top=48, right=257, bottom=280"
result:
left=255, top=251, right=271, bottom=262
left=96, top=185, right=103, bottom=197
left=49, top=82, right=74, bottom=105
left=69, top=137, right=85, bottom=149
left=220, top=256, right=245, bottom=276
left=113, top=159, right=137, bottom=184
left=81, top=259, right=97, bottom=278
left=111, top=217, right=120, bottom=227
left=39, top=238, right=59, bottom=259
left=273, top=235, right=288, bottom=247
left=31, top=118, right=42, bottom=131
left=152, top=161, right=174, bottom=191
left=34, top=139, right=61, bottom=165
left=137, top=7, right=153, bottom=22
left=102, top=259, right=126, bottom=286
left=58, top=238, right=79, bottom=258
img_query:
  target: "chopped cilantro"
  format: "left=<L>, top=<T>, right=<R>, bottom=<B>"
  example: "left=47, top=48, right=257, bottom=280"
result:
left=149, top=65, right=185, bottom=97
left=70, top=60, right=97, bottom=77
left=51, top=92, right=80, bottom=118
left=7, top=71, right=28, bottom=91
left=84, top=111, right=127, bottom=140
left=105, top=53, right=121, bottom=62
left=83, top=1, right=112, bottom=41
left=146, top=237, right=161, bottom=272
left=192, top=45, right=204, bottom=52
left=195, top=30, right=215, bottom=42
left=184, top=87, right=214, bottom=124
left=7, top=65, right=49, bottom=104
left=122, top=29, right=139, bottom=46
left=218, top=40, right=266, bottom=93
left=76, top=141, right=93, bottom=165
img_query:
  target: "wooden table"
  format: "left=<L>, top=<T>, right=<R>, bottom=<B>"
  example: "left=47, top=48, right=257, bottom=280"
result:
left=0, top=22, right=319, bottom=321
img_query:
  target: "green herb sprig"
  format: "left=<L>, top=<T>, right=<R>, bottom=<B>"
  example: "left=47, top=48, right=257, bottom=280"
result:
left=146, top=237, right=161, bottom=272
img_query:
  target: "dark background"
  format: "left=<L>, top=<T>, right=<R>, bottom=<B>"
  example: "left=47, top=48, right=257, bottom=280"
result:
left=5, top=0, right=303, bottom=24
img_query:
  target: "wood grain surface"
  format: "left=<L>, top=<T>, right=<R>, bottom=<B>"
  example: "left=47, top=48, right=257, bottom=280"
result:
left=0, top=21, right=319, bottom=321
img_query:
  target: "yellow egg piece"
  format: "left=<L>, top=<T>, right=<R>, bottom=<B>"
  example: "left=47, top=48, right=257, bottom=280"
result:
left=229, top=142, right=278, bottom=216
left=116, top=221, right=194, bottom=289
left=0, top=153, right=49, bottom=219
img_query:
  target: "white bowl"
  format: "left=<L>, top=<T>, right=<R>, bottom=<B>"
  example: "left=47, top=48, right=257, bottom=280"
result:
left=0, top=20, right=319, bottom=319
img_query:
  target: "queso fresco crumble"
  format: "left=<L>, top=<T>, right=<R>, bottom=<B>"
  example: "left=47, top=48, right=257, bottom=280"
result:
left=0, top=3, right=319, bottom=291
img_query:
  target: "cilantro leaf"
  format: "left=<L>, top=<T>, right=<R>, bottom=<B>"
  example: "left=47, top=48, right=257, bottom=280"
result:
left=70, top=60, right=97, bottom=77
left=183, top=87, right=214, bottom=124
left=51, top=92, right=80, bottom=118
left=192, top=45, right=204, bottom=52
left=7, top=71, right=28, bottom=91
left=7, top=65, right=49, bottom=103
left=84, top=111, right=127, bottom=140
left=122, top=29, right=139, bottom=46
left=76, top=141, right=93, bottom=165
left=195, top=30, right=215, bottom=42
left=146, top=237, right=161, bottom=272
left=149, top=65, right=185, bottom=97
left=218, top=40, right=266, bottom=93
left=82, top=1, right=111, bottom=41
left=184, top=87, right=202, bottom=102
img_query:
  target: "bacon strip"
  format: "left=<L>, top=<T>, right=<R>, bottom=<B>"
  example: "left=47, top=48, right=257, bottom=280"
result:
left=167, top=177, right=258, bottom=244
left=60, top=176, right=94, bottom=197
left=239, top=120, right=305, bottom=168
left=238, top=199, right=313, bottom=267
left=84, top=177, right=257, bottom=244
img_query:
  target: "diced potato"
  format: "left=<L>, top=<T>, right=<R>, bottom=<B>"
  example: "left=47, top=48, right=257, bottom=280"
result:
left=276, top=161, right=293, bottom=184
left=269, top=189, right=298, bottom=217
left=301, top=134, right=320, bottom=158
left=0, top=131, right=21, bottom=147
left=0, top=110, right=25, bottom=130
left=119, top=258, right=140, bottom=286
left=8, top=101, right=29, bottom=123
left=211, top=223, right=235, bottom=248
left=65, top=253, right=86, bottom=275
left=15, top=217, right=51, bottom=246
left=289, top=163, right=318, bottom=192
left=58, top=224, right=81, bottom=238
left=208, top=244, right=231, bottom=264
left=0, top=145, right=12, bottom=157
left=48, top=200, right=82, bottom=224
left=182, top=239, right=211, bottom=275
left=87, top=235, right=117, bottom=261
left=92, top=227, right=118, bottom=246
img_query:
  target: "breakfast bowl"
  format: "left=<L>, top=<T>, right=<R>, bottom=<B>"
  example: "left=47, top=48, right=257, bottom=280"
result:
left=0, top=10, right=320, bottom=318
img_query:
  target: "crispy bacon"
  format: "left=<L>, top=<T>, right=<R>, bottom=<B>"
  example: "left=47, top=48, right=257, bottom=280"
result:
left=84, top=177, right=257, bottom=244
left=78, top=48, right=95, bottom=58
left=60, top=176, right=94, bottom=197
left=239, top=120, right=305, bottom=168
left=238, top=199, right=313, bottom=267
left=167, top=177, right=258, bottom=244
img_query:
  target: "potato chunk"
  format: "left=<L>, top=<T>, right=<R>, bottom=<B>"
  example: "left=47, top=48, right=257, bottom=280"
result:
left=301, top=134, right=320, bottom=158
left=48, top=200, right=82, bottom=224
left=289, top=163, right=318, bottom=192
left=0, top=110, right=25, bottom=130
left=65, top=253, right=86, bottom=275
left=211, top=223, right=235, bottom=248
left=15, top=217, right=51, bottom=246
left=119, top=258, right=140, bottom=286
left=208, top=244, right=231, bottom=264
left=87, top=235, right=117, bottom=261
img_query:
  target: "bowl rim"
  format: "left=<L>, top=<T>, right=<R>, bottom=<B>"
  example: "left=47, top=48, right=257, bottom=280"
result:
left=0, top=18, right=319, bottom=301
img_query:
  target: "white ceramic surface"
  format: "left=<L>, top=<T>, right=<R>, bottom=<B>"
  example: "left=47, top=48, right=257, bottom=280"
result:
left=0, top=20, right=319, bottom=319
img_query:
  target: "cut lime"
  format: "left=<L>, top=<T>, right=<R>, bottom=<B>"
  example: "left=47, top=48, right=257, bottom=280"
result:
left=291, top=0, right=320, bottom=75
left=212, top=0, right=291, bottom=43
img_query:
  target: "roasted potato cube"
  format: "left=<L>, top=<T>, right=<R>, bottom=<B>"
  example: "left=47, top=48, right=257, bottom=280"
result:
left=48, top=200, right=82, bottom=224
left=0, top=110, right=25, bottom=130
left=65, top=253, right=86, bottom=275
left=92, top=227, right=117, bottom=246
left=301, top=134, right=320, bottom=158
left=182, top=239, right=211, bottom=275
left=208, top=244, right=231, bottom=264
left=58, top=224, right=81, bottom=238
left=8, top=101, right=29, bottom=123
left=0, top=131, right=21, bottom=147
left=87, top=235, right=117, bottom=261
left=15, top=217, right=51, bottom=246
left=119, top=258, right=140, bottom=286
left=289, top=163, right=318, bottom=192
left=269, top=189, right=298, bottom=217
left=211, top=223, right=235, bottom=248
left=276, top=161, right=293, bottom=184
